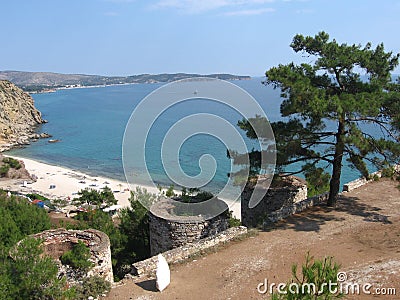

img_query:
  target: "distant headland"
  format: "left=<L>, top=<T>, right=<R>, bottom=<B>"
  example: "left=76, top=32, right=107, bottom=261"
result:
left=0, top=71, right=251, bottom=93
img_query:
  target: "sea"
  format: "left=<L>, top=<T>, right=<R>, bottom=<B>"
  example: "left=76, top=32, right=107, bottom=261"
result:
left=8, top=78, right=365, bottom=195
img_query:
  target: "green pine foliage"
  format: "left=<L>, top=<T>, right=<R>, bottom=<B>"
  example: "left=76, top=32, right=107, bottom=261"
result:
left=271, top=252, right=342, bottom=300
left=0, top=191, right=51, bottom=258
left=304, top=165, right=331, bottom=197
left=69, top=187, right=153, bottom=281
left=2, top=157, right=22, bottom=169
left=165, top=184, right=175, bottom=197
left=60, top=240, right=93, bottom=271
left=235, top=32, right=400, bottom=206
left=73, top=186, right=117, bottom=208
left=72, top=275, right=111, bottom=300
left=116, top=189, right=151, bottom=277
left=1, top=238, right=72, bottom=300
left=0, top=165, right=10, bottom=177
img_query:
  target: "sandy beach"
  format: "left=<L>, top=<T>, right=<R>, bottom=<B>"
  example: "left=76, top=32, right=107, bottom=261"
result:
left=0, top=155, right=241, bottom=218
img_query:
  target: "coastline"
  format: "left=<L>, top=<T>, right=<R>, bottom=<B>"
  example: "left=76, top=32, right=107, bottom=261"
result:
left=0, top=155, right=241, bottom=218
left=0, top=155, right=159, bottom=209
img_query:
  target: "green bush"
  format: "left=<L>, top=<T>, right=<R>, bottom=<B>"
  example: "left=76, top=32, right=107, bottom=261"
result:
left=1, top=237, right=73, bottom=300
left=381, top=166, right=395, bottom=178
left=0, top=195, right=51, bottom=258
left=271, top=252, right=342, bottom=300
left=165, top=184, right=175, bottom=197
left=26, top=193, right=49, bottom=201
left=60, top=241, right=93, bottom=271
left=304, top=165, right=331, bottom=197
left=72, top=275, right=111, bottom=300
left=2, top=158, right=21, bottom=170
left=227, top=210, right=241, bottom=227
left=0, top=165, right=9, bottom=177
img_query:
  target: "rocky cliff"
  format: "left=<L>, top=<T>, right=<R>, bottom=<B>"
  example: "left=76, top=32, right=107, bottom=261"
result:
left=0, top=80, right=46, bottom=151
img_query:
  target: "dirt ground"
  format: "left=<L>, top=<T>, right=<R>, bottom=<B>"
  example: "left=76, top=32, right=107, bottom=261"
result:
left=106, top=179, right=400, bottom=300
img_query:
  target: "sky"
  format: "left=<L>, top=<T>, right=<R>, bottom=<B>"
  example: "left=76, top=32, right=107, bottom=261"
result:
left=1, top=0, right=400, bottom=76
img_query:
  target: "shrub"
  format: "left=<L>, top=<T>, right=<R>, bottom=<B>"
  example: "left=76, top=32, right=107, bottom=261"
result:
left=194, top=191, right=214, bottom=201
left=271, top=252, right=342, bottom=300
left=3, top=237, right=72, bottom=300
left=60, top=241, right=93, bottom=271
left=165, top=184, right=175, bottom=197
left=73, top=275, right=111, bottom=300
left=26, top=193, right=49, bottom=201
left=0, top=165, right=9, bottom=177
left=2, top=157, right=21, bottom=169
left=0, top=195, right=51, bottom=258
left=227, top=210, right=241, bottom=227
left=381, top=166, right=395, bottom=179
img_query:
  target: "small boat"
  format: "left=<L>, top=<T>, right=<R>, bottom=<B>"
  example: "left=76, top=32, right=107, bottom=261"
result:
left=48, top=139, right=61, bottom=143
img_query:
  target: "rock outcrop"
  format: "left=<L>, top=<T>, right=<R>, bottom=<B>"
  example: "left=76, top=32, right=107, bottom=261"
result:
left=0, top=154, right=32, bottom=180
left=0, top=80, right=46, bottom=151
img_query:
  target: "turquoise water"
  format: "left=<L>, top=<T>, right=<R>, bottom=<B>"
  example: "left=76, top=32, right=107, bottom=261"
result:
left=8, top=79, right=363, bottom=193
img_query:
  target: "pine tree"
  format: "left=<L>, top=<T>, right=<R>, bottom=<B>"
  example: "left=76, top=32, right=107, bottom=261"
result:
left=238, top=32, right=400, bottom=206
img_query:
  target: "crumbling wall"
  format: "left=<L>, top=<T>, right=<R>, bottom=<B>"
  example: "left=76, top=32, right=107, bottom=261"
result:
left=241, top=175, right=308, bottom=227
left=29, top=228, right=113, bottom=284
left=149, top=197, right=229, bottom=256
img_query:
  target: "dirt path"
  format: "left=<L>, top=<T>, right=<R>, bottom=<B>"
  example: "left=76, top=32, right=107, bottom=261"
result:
left=107, top=179, right=400, bottom=300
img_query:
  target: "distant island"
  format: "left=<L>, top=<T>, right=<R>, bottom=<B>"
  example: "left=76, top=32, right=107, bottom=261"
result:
left=0, top=71, right=251, bottom=93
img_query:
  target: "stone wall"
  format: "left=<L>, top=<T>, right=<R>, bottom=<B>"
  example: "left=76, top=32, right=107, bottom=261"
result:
left=130, top=226, right=248, bottom=277
left=265, top=192, right=329, bottom=225
left=149, top=197, right=229, bottom=256
left=28, top=228, right=113, bottom=284
left=343, top=165, right=400, bottom=192
left=241, top=175, right=308, bottom=227
left=262, top=165, right=400, bottom=227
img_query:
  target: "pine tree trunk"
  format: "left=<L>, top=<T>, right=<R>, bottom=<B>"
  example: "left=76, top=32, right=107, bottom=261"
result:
left=327, top=119, right=345, bottom=207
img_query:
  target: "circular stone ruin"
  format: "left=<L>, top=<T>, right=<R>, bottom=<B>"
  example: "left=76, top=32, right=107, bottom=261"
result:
left=149, top=197, right=229, bottom=256
left=27, top=228, right=113, bottom=283
left=241, top=175, right=308, bottom=227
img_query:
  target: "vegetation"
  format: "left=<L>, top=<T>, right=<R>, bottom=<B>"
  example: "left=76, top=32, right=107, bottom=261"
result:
left=2, top=157, right=22, bottom=170
left=72, top=276, right=111, bottom=300
left=227, top=210, right=241, bottom=227
left=381, top=166, right=396, bottom=179
left=72, top=187, right=117, bottom=209
left=60, top=241, right=93, bottom=271
left=115, top=189, right=151, bottom=278
left=0, top=237, right=73, bottom=300
left=304, top=165, right=331, bottom=197
left=179, top=187, right=214, bottom=203
left=26, top=193, right=49, bottom=202
left=235, top=32, right=400, bottom=206
left=68, top=187, right=152, bottom=280
left=1, top=237, right=109, bottom=300
left=165, top=184, right=175, bottom=197
left=0, top=165, right=9, bottom=177
left=271, top=252, right=342, bottom=299
left=0, top=191, right=51, bottom=258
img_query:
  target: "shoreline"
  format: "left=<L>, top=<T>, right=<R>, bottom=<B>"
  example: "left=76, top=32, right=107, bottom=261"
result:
left=0, top=155, right=159, bottom=209
left=0, top=155, right=241, bottom=218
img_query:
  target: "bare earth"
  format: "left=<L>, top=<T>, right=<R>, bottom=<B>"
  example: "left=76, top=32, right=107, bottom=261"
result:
left=107, top=179, right=400, bottom=300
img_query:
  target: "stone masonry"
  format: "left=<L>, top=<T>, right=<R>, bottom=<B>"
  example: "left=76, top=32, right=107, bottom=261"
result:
left=149, top=197, right=229, bottom=256
left=241, top=175, right=308, bottom=227
left=28, top=228, right=113, bottom=284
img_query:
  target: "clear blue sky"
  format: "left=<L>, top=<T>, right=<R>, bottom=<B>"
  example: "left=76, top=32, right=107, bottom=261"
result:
left=2, top=0, right=400, bottom=76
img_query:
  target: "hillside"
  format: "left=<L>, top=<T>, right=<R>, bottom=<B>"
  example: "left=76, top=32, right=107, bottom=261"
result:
left=0, top=80, right=46, bottom=151
left=0, top=71, right=251, bottom=92
left=107, top=179, right=400, bottom=300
